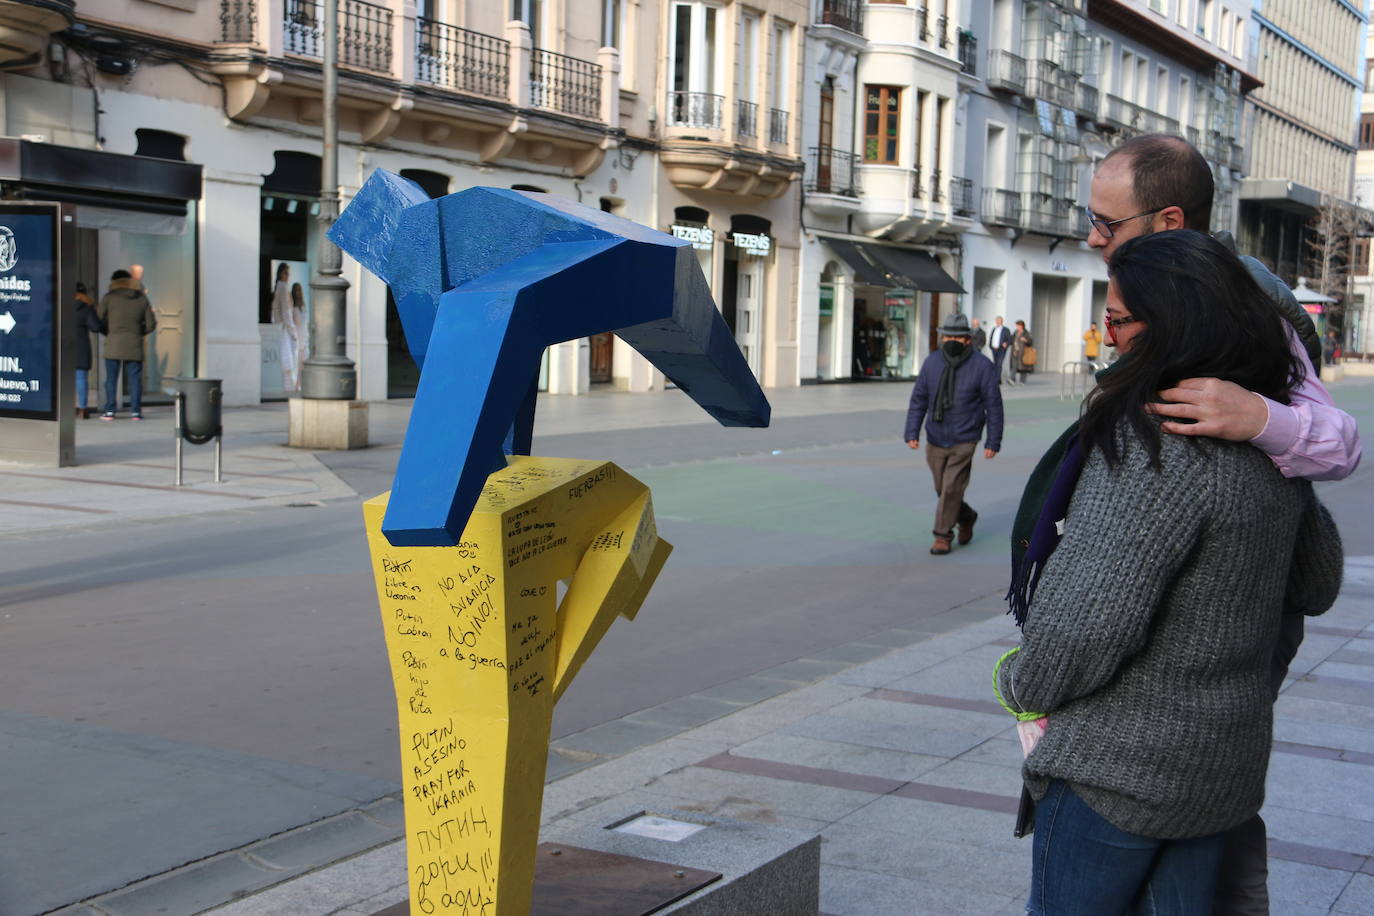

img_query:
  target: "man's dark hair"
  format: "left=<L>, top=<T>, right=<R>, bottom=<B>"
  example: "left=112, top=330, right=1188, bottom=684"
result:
left=1101, top=134, right=1214, bottom=232
left=1081, top=230, right=1302, bottom=468
left=110, top=269, right=132, bottom=281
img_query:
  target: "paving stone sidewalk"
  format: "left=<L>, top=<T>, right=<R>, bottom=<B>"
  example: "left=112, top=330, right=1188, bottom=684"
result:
left=197, top=560, right=1374, bottom=916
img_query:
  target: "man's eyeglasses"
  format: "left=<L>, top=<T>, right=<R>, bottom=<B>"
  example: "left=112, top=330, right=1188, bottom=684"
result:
left=1105, top=313, right=1138, bottom=328
left=1085, top=207, right=1161, bottom=239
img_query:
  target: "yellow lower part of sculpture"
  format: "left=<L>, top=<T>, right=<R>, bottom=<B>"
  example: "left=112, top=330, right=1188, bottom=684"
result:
left=363, top=456, right=673, bottom=915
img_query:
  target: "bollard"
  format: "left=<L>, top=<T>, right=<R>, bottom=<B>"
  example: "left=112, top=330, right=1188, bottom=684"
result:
left=173, top=378, right=223, bottom=485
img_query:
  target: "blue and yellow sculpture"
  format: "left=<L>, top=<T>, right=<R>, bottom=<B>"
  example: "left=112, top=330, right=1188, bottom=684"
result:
left=331, top=171, right=769, bottom=914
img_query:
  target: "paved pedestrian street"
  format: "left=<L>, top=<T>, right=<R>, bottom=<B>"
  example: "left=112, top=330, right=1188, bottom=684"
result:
left=4, top=378, right=1373, bottom=915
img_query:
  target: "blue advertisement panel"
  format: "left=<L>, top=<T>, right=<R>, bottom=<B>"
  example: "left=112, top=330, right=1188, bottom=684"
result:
left=0, top=206, right=57, bottom=419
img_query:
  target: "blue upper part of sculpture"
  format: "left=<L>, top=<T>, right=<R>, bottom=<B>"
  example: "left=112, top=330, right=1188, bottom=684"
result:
left=330, top=169, right=771, bottom=547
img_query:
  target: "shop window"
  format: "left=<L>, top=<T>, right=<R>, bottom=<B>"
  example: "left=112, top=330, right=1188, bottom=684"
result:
left=135, top=129, right=187, bottom=161
left=400, top=169, right=449, bottom=199
left=864, top=85, right=901, bottom=164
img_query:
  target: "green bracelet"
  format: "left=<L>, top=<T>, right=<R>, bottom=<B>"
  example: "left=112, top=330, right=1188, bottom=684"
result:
left=992, top=647, right=1045, bottom=722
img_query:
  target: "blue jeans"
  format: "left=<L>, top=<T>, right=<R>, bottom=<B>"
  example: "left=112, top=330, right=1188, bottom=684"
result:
left=76, top=368, right=89, bottom=409
left=102, top=359, right=143, bottom=416
left=1028, top=780, right=1225, bottom=916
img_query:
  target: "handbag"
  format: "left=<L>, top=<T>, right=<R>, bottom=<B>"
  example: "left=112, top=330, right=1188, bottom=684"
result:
left=1022, top=345, right=1038, bottom=367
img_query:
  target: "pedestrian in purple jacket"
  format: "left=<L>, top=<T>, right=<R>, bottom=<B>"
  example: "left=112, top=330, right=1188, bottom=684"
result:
left=905, top=314, right=1004, bottom=555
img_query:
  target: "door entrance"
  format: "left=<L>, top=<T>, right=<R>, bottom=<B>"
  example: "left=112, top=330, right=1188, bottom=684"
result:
left=721, top=243, right=761, bottom=375
left=589, top=332, right=613, bottom=383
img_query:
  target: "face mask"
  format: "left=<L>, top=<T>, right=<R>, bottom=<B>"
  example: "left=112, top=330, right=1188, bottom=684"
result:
left=941, top=340, right=967, bottom=358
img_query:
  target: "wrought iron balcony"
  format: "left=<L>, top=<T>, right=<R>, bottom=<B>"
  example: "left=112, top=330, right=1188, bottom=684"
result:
left=986, top=50, right=1026, bottom=95
left=957, top=31, right=977, bottom=75
left=982, top=188, right=1022, bottom=228
left=415, top=19, right=509, bottom=99
left=806, top=146, right=858, bottom=197
left=911, top=166, right=923, bottom=199
left=936, top=14, right=949, bottom=49
left=221, top=0, right=255, bottom=41
left=917, top=6, right=930, bottom=42
left=668, top=91, right=724, bottom=129
left=284, top=0, right=392, bottom=72
left=736, top=99, right=758, bottom=138
left=818, top=0, right=863, bottom=35
left=930, top=168, right=944, bottom=203
left=950, top=177, right=975, bottom=217
left=769, top=108, right=789, bottom=145
left=530, top=47, right=601, bottom=119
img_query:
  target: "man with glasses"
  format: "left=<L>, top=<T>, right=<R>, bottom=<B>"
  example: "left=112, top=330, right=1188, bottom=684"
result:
left=1076, top=134, right=1361, bottom=914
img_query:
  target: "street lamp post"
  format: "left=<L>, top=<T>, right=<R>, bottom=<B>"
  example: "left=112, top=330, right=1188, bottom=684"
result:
left=300, top=0, right=356, bottom=402
left=288, top=0, right=367, bottom=449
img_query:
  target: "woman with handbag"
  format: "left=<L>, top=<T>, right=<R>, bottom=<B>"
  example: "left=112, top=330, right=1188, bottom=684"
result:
left=1011, top=320, right=1035, bottom=384
left=995, top=230, right=1342, bottom=914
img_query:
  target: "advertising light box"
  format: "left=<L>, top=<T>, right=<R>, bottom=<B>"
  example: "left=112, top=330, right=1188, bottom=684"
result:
left=0, top=204, right=57, bottom=420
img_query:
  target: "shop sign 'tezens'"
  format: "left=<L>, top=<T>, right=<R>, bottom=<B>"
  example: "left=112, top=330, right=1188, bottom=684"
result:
left=670, top=224, right=714, bottom=251
left=731, top=232, right=771, bottom=256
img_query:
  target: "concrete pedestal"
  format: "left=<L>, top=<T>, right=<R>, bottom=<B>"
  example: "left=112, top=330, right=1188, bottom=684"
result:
left=1321, top=364, right=1347, bottom=383
left=287, top=398, right=369, bottom=450
left=541, top=808, right=819, bottom=916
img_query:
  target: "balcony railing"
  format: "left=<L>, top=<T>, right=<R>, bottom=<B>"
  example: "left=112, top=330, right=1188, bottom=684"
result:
left=1103, top=95, right=1178, bottom=136
left=1026, top=59, right=1075, bottom=109
left=929, top=168, right=943, bottom=203
left=818, top=0, right=863, bottom=34
left=950, top=177, right=975, bottom=216
left=1073, top=82, right=1098, bottom=120
left=806, top=146, right=858, bottom=197
left=284, top=0, right=393, bottom=72
left=220, top=0, right=255, bottom=41
left=668, top=91, right=724, bottom=129
left=957, top=31, right=977, bottom=75
left=415, top=19, right=509, bottom=99
left=936, top=14, right=949, bottom=49
left=986, top=50, right=1026, bottom=94
left=911, top=166, right=923, bottom=199
left=769, top=108, right=789, bottom=145
left=982, top=188, right=1022, bottom=228
left=530, top=47, right=601, bottom=119
left=917, top=6, right=930, bottom=42
left=736, top=99, right=758, bottom=138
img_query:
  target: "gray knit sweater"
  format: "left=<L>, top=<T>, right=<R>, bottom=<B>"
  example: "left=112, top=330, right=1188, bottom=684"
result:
left=998, top=424, right=1342, bottom=839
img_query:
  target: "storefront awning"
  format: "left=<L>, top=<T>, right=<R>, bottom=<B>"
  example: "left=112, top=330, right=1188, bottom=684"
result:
left=0, top=139, right=202, bottom=216
left=863, top=246, right=966, bottom=294
left=822, top=238, right=893, bottom=287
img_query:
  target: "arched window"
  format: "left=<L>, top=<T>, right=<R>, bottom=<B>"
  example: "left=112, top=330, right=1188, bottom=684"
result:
left=135, top=128, right=187, bottom=161
left=400, top=169, right=450, bottom=199
left=675, top=205, right=710, bottom=224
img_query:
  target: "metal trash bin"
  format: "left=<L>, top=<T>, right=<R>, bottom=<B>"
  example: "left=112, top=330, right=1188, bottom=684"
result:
left=174, top=377, right=223, bottom=485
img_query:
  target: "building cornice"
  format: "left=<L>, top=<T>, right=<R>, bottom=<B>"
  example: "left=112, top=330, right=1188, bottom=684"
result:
left=1090, top=0, right=1261, bottom=93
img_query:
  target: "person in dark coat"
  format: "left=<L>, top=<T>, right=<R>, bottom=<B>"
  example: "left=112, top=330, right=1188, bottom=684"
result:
left=97, top=269, right=156, bottom=420
left=905, top=314, right=1004, bottom=555
left=988, top=316, right=1012, bottom=383
left=73, top=282, right=103, bottom=418
left=970, top=317, right=987, bottom=353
